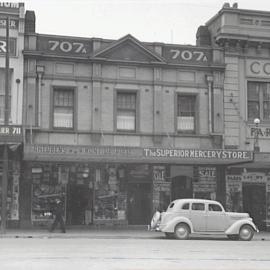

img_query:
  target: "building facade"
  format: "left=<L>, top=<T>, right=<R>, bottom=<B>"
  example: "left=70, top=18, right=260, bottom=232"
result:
left=206, top=3, right=270, bottom=230
left=19, top=6, right=257, bottom=229
left=0, top=3, right=24, bottom=228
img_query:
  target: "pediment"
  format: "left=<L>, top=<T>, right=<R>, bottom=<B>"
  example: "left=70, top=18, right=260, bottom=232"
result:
left=94, top=34, right=165, bottom=63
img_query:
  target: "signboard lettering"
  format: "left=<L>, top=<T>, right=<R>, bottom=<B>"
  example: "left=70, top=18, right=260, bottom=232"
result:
left=246, top=59, right=270, bottom=77
left=250, top=127, right=270, bottom=137
left=0, top=19, right=18, bottom=29
left=163, top=46, right=211, bottom=65
left=0, top=2, right=19, bottom=8
left=0, top=125, right=22, bottom=142
left=0, top=38, right=16, bottom=56
left=143, top=148, right=252, bottom=160
left=38, top=36, right=92, bottom=56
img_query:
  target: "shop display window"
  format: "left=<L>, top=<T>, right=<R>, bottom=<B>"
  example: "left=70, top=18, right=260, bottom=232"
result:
left=31, top=164, right=66, bottom=226
left=94, top=166, right=127, bottom=221
left=0, top=160, right=20, bottom=221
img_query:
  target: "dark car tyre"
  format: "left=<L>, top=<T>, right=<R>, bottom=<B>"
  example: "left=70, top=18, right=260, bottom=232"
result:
left=239, top=225, right=254, bottom=241
left=165, top=232, right=174, bottom=239
left=174, top=223, right=190, bottom=240
left=227, top=234, right=239, bottom=240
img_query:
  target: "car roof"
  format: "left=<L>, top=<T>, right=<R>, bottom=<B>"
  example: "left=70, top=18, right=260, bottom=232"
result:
left=171, top=199, right=221, bottom=205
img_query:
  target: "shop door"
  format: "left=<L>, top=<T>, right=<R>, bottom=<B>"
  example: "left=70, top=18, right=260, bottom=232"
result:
left=242, top=184, right=266, bottom=230
left=67, top=184, right=93, bottom=225
left=171, top=175, right=193, bottom=200
left=128, top=183, right=151, bottom=225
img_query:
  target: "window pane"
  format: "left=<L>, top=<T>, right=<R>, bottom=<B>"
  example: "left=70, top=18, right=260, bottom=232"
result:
left=117, top=111, right=135, bottom=130
left=248, top=101, right=260, bottom=120
left=263, top=101, right=270, bottom=120
left=191, top=203, right=205, bottom=211
left=247, top=82, right=260, bottom=100
left=53, top=88, right=74, bottom=128
left=54, top=107, right=73, bottom=128
left=177, top=95, right=195, bottom=132
left=117, top=92, right=136, bottom=131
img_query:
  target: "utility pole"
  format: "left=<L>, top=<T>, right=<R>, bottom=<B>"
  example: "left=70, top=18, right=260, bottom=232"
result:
left=1, top=16, right=10, bottom=234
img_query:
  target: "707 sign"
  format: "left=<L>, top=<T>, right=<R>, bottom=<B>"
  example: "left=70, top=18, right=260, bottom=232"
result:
left=170, top=49, right=208, bottom=62
left=48, top=40, right=87, bottom=54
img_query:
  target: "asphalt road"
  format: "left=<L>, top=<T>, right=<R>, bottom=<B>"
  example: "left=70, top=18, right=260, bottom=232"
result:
left=0, top=236, right=270, bottom=270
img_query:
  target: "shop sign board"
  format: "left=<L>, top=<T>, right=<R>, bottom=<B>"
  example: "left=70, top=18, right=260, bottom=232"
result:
left=163, top=45, right=212, bottom=65
left=25, top=144, right=253, bottom=165
left=0, top=37, right=16, bottom=56
left=37, top=36, right=92, bottom=56
left=242, top=172, right=266, bottom=183
left=0, top=18, right=18, bottom=29
left=246, top=59, right=270, bottom=78
left=249, top=126, right=270, bottom=137
left=0, top=125, right=22, bottom=142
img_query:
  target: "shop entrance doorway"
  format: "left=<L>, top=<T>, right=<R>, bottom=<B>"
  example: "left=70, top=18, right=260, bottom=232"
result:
left=242, top=184, right=266, bottom=230
left=171, top=175, right=193, bottom=200
left=127, top=183, right=151, bottom=225
left=67, top=184, right=93, bottom=225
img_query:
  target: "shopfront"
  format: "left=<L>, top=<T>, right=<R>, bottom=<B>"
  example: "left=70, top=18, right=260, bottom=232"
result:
left=21, top=144, right=253, bottom=228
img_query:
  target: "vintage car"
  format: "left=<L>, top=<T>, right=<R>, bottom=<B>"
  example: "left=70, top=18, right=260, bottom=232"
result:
left=150, top=199, right=258, bottom=241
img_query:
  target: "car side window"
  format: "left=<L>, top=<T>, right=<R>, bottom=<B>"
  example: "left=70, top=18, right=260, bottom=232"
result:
left=191, top=203, right=205, bottom=211
left=208, top=204, right=222, bottom=212
left=182, top=203, right=189, bottom=210
left=169, top=203, right=175, bottom=208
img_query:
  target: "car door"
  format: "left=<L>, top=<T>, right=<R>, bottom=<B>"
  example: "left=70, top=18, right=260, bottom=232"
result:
left=190, top=202, right=207, bottom=232
left=206, top=203, right=227, bottom=232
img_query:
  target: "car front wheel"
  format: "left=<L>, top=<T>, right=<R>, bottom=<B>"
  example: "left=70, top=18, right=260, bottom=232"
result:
left=239, top=225, right=254, bottom=241
left=174, top=223, right=190, bottom=240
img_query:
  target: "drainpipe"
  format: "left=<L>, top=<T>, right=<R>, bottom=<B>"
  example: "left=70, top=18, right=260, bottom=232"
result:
left=206, top=75, right=214, bottom=134
left=36, top=65, right=44, bottom=127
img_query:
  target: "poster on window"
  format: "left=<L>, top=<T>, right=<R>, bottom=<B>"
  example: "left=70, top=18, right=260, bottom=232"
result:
left=226, top=175, right=242, bottom=212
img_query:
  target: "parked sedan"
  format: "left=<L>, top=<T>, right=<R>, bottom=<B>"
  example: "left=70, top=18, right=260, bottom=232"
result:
left=150, top=199, right=258, bottom=241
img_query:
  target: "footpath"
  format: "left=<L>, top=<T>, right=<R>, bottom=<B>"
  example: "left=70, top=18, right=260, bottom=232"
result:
left=0, top=227, right=270, bottom=241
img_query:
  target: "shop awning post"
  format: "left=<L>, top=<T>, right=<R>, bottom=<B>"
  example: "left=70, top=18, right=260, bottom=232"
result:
left=1, top=17, right=10, bottom=234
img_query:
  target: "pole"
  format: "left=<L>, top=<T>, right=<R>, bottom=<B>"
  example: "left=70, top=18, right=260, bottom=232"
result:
left=1, top=16, right=10, bottom=234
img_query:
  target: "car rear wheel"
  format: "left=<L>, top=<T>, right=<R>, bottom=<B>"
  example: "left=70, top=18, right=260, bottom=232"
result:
left=174, top=223, right=190, bottom=240
left=239, top=225, right=254, bottom=241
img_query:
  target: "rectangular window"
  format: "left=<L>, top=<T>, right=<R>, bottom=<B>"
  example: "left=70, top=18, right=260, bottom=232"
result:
left=177, top=95, right=196, bottom=132
left=53, top=88, right=74, bottom=129
left=248, top=82, right=270, bottom=121
left=116, top=92, right=136, bottom=131
left=0, top=69, right=11, bottom=122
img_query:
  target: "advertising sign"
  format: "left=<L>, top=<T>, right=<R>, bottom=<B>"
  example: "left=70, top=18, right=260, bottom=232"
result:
left=37, top=36, right=92, bottom=56
left=163, top=45, right=212, bottom=65
left=0, top=37, right=16, bottom=56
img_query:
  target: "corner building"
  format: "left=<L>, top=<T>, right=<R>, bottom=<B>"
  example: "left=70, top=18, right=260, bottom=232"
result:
left=20, top=8, right=252, bottom=228
left=206, top=3, right=270, bottom=230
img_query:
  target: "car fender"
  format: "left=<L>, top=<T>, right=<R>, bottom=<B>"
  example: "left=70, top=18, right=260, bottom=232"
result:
left=225, top=219, right=258, bottom=235
left=160, top=216, right=193, bottom=233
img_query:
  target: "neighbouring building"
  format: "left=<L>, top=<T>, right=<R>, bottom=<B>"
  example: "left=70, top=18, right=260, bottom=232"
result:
left=206, top=2, right=270, bottom=230
left=20, top=4, right=256, bottom=229
left=0, top=2, right=24, bottom=228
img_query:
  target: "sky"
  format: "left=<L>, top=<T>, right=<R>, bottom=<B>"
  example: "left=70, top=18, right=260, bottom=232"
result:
left=22, top=0, right=270, bottom=45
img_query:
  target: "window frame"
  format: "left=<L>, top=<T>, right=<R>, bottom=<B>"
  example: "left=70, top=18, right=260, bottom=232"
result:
left=51, top=86, right=77, bottom=130
left=175, top=93, right=198, bottom=134
left=247, top=80, right=270, bottom=123
left=191, top=203, right=205, bottom=211
left=114, top=89, right=139, bottom=133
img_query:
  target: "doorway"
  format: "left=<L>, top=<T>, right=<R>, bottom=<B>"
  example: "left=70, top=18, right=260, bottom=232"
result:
left=67, top=184, right=93, bottom=225
left=242, top=184, right=266, bottom=230
left=127, top=183, right=151, bottom=225
left=171, top=175, right=193, bottom=200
